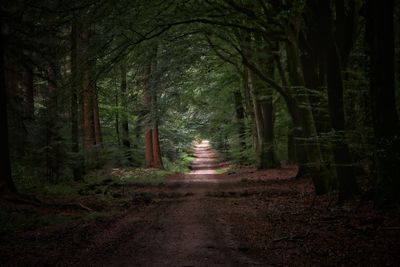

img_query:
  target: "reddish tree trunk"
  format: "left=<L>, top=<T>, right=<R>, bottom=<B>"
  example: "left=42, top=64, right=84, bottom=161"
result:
left=145, top=128, right=154, bottom=167
left=142, top=47, right=163, bottom=169
left=152, top=125, right=163, bottom=169
left=82, top=71, right=95, bottom=151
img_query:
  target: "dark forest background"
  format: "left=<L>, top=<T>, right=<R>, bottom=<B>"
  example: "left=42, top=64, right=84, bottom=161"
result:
left=1, top=0, right=399, bottom=208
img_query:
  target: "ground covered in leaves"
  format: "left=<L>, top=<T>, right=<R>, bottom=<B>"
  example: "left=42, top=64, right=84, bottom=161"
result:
left=1, top=161, right=400, bottom=266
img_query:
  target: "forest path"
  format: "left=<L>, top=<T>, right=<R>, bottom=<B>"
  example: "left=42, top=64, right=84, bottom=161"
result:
left=73, top=140, right=259, bottom=267
left=3, top=144, right=398, bottom=266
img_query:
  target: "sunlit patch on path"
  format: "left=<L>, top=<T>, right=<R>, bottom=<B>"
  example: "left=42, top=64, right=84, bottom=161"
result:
left=168, top=140, right=226, bottom=183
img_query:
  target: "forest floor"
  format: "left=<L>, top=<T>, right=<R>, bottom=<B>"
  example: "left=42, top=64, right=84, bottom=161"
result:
left=1, top=141, right=400, bottom=266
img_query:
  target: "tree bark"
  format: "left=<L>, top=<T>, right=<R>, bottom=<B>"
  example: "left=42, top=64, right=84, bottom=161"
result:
left=149, top=51, right=163, bottom=169
left=46, top=64, right=61, bottom=182
left=22, top=64, right=34, bottom=120
left=142, top=47, right=163, bottom=169
left=318, top=0, right=359, bottom=200
left=115, top=91, right=121, bottom=146
left=143, top=57, right=155, bottom=168
left=243, top=67, right=259, bottom=157
left=82, top=69, right=95, bottom=152
left=243, top=38, right=280, bottom=169
left=70, top=22, right=82, bottom=181
left=286, top=33, right=330, bottom=194
left=366, top=0, right=400, bottom=207
left=144, top=128, right=154, bottom=168
left=93, top=87, right=102, bottom=146
left=0, top=8, right=17, bottom=194
left=120, top=63, right=132, bottom=162
left=80, top=27, right=101, bottom=158
left=233, top=90, right=246, bottom=157
left=152, top=124, right=163, bottom=169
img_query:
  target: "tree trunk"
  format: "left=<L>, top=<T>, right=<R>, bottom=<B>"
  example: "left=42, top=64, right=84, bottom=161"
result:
left=366, top=0, right=400, bottom=207
left=318, top=1, right=358, bottom=200
left=70, top=22, right=82, bottom=181
left=144, top=128, right=154, bottom=168
left=0, top=9, right=17, bottom=194
left=115, top=92, right=121, bottom=146
left=248, top=64, right=279, bottom=169
left=233, top=90, right=246, bottom=158
left=287, top=128, right=296, bottom=164
left=82, top=70, right=95, bottom=152
left=274, top=52, right=308, bottom=172
left=143, top=57, right=155, bottom=168
left=22, top=64, right=34, bottom=120
left=152, top=124, right=163, bottom=169
left=93, top=87, right=102, bottom=146
left=258, top=62, right=280, bottom=169
left=142, top=48, right=163, bottom=169
left=243, top=67, right=259, bottom=157
left=46, top=64, right=61, bottom=182
left=259, top=93, right=280, bottom=169
left=120, top=63, right=132, bottom=162
left=286, top=36, right=330, bottom=194
left=80, top=27, right=99, bottom=159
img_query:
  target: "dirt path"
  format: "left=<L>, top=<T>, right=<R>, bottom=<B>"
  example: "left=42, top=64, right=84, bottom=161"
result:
left=73, top=140, right=259, bottom=267
left=3, top=141, right=400, bottom=266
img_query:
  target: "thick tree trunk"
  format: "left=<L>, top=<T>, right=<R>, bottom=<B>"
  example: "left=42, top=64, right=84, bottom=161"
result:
left=299, top=34, right=329, bottom=135
left=248, top=67, right=279, bottom=169
left=366, top=0, right=400, bottom=207
left=318, top=1, right=358, bottom=200
left=243, top=67, right=259, bottom=157
left=286, top=37, right=329, bottom=194
left=80, top=27, right=101, bottom=159
left=334, top=0, right=358, bottom=69
left=82, top=70, right=95, bottom=152
left=0, top=10, right=17, bottom=194
left=287, top=128, right=296, bottom=164
left=142, top=48, right=163, bottom=169
left=144, top=128, right=154, bottom=168
left=149, top=48, right=163, bottom=169
left=274, top=53, right=308, bottom=171
left=259, top=94, right=280, bottom=169
left=143, top=48, right=163, bottom=169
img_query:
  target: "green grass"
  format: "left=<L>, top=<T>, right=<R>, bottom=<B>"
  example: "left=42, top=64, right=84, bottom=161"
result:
left=119, top=168, right=168, bottom=185
left=41, top=184, right=80, bottom=197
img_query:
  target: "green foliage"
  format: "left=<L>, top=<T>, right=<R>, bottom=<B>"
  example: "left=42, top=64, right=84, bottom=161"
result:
left=85, top=168, right=168, bottom=186
left=163, top=153, right=195, bottom=173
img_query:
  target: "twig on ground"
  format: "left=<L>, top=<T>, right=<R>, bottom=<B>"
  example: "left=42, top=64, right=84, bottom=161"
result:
left=272, top=231, right=310, bottom=243
left=63, top=202, right=94, bottom=212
